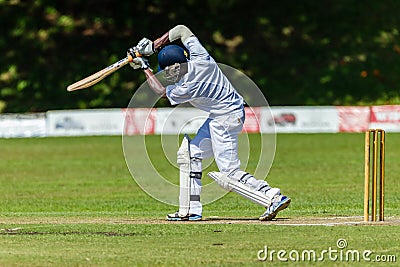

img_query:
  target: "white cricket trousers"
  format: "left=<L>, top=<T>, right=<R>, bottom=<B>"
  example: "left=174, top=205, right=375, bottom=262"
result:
left=187, top=109, right=272, bottom=215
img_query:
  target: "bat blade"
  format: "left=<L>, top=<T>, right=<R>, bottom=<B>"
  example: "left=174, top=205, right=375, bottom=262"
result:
left=67, top=56, right=132, bottom=92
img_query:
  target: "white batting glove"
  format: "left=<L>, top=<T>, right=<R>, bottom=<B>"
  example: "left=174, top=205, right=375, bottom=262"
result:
left=137, top=57, right=150, bottom=69
left=128, top=57, right=143, bottom=69
left=136, top=38, right=154, bottom=56
left=128, top=55, right=150, bottom=70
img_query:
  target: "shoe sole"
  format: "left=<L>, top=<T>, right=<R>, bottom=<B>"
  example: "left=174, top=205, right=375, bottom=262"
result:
left=166, top=216, right=202, bottom=221
left=259, top=198, right=291, bottom=221
left=166, top=217, right=188, bottom=221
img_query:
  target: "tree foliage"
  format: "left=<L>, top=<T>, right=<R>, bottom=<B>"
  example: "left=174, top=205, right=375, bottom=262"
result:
left=1, top=0, right=400, bottom=112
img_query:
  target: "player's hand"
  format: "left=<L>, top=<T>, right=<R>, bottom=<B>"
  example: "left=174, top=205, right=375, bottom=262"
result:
left=137, top=57, right=150, bottom=69
left=128, top=55, right=150, bottom=70
left=136, top=37, right=154, bottom=56
left=128, top=57, right=142, bottom=69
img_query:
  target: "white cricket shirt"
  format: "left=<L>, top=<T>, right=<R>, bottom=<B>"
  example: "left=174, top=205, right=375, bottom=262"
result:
left=166, top=36, right=244, bottom=117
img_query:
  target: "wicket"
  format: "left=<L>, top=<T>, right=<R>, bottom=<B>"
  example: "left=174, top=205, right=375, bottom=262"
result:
left=364, top=129, right=385, bottom=222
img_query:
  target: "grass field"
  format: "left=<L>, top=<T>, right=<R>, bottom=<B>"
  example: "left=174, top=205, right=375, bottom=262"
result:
left=1, top=134, right=399, bottom=266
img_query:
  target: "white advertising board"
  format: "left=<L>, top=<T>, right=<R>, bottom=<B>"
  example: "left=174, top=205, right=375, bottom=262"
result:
left=369, top=105, right=400, bottom=132
left=123, top=108, right=156, bottom=135
left=0, top=113, right=46, bottom=138
left=4, top=105, right=399, bottom=138
left=336, top=106, right=370, bottom=132
left=267, top=106, right=339, bottom=133
left=156, top=107, right=267, bottom=135
left=46, top=109, right=125, bottom=136
left=155, top=108, right=208, bottom=134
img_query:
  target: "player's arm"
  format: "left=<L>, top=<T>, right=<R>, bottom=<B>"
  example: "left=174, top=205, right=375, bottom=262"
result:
left=135, top=25, right=194, bottom=56
left=143, top=68, right=166, bottom=97
left=127, top=56, right=166, bottom=97
left=127, top=25, right=194, bottom=97
left=155, top=25, right=194, bottom=49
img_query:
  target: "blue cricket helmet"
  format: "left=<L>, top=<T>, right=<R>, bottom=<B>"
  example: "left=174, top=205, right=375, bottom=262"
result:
left=157, top=45, right=188, bottom=70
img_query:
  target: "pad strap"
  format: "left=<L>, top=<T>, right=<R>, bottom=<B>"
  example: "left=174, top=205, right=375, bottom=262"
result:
left=190, top=195, right=200, bottom=201
left=189, top=172, right=201, bottom=202
left=190, top=172, right=202, bottom=179
left=239, top=172, right=253, bottom=184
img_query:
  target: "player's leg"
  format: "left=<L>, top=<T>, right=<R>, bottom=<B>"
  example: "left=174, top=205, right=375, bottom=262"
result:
left=208, top=171, right=280, bottom=206
left=208, top=111, right=290, bottom=220
left=167, top=134, right=192, bottom=221
left=187, top=118, right=214, bottom=217
left=208, top=113, right=242, bottom=174
left=259, top=194, right=291, bottom=221
left=167, top=119, right=213, bottom=221
left=227, top=169, right=291, bottom=221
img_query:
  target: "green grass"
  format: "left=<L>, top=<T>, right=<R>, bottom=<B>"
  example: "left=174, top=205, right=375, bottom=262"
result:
left=1, top=224, right=399, bottom=266
left=1, top=134, right=400, bottom=266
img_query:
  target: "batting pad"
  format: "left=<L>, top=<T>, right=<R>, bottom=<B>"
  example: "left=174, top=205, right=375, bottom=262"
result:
left=177, top=135, right=191, bottom=217
left=208, top=171, right=274, bottom=207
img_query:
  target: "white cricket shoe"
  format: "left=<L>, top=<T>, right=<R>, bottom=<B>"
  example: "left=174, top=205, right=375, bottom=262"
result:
left=166, top=211, right=202, bottom=221
left=259, top=194, right=291, bottom=221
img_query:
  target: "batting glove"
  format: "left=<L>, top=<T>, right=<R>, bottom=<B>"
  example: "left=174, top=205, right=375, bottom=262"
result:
left=136, top=37, right=154, bottom=56
left=137, top=57, right=150, bottom=69
left=128, top=55, right=150, bottom=70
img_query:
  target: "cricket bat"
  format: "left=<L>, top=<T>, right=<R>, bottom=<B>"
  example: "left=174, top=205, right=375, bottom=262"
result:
left=67, top=53, right=137, bottom=92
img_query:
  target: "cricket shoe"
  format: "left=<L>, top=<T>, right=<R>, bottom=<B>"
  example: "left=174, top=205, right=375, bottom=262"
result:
left=259, top=194, right=291, bottom=221
left=166, top=212, right=202, bottom=221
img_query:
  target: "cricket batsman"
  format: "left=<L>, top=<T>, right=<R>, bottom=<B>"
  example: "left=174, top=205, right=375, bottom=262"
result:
left=127, top=25, right=291, bottom=221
